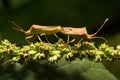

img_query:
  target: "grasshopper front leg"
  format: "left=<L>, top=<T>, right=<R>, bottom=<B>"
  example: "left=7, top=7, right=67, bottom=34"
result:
left=25, top=35, right=43, bottom=44
left=25, top=35, right=34, bottom=44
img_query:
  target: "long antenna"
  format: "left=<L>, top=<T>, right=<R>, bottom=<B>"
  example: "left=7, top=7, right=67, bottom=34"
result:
left=9, top=20, right=25, bottom=33
left=92, top=18, right=109, bottom=36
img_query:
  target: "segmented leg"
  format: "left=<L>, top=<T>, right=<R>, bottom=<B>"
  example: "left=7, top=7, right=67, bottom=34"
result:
left=77, top=38, right=83, bottom=44
left=37, top=34, right=43, bottom=42
left=25, top=35, right=34, bottom=44
left=69, top=38, right=76, bottom=43
left=44, top=34, right=50, bottom=43
left=53, top=33, right=60, bottom=39
left=67, top=35, right=76, bottom=44
left=67, top=35, right=70, bottom=43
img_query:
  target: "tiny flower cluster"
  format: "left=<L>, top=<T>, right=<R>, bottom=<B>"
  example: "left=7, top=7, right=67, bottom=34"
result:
left=0, top=39, right=120, bottom=64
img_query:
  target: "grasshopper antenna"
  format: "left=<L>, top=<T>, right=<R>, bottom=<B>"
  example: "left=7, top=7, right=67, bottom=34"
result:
left=92, top=18, right=109, bottom=36
left=9, top=20, right=25, bottom=33
left=89, top=18, right=109, bottom=42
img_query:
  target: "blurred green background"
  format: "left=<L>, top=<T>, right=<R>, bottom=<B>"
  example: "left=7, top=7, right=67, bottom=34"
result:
left=0, top=0, right=120, bottom=79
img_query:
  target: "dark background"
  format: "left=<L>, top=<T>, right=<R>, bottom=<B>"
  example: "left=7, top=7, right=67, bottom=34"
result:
left=0, top=0, right=120, bottom=79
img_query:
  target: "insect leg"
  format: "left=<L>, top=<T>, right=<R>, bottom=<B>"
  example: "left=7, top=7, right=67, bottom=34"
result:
left=67, top=35, right=75, bottom=44
left=44, top=34, right=50, bottom=43
left=53, top=33, right=60, bottom=39
left=39, top=33, right=49, bottom=43
left=67, top=35, right=70, bottom=44
left=25, top=35, right=34, bottom=44
left=77, top=38, right=83, bottom=44
left=67, top=35, right=76, bottom=44
left=69, top=38, right=76, bottom=43
left=37, top=34, right=43, bottom=42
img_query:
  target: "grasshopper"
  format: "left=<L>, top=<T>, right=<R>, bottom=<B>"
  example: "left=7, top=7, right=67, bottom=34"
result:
left=62, top=18, right=109, bottom=43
